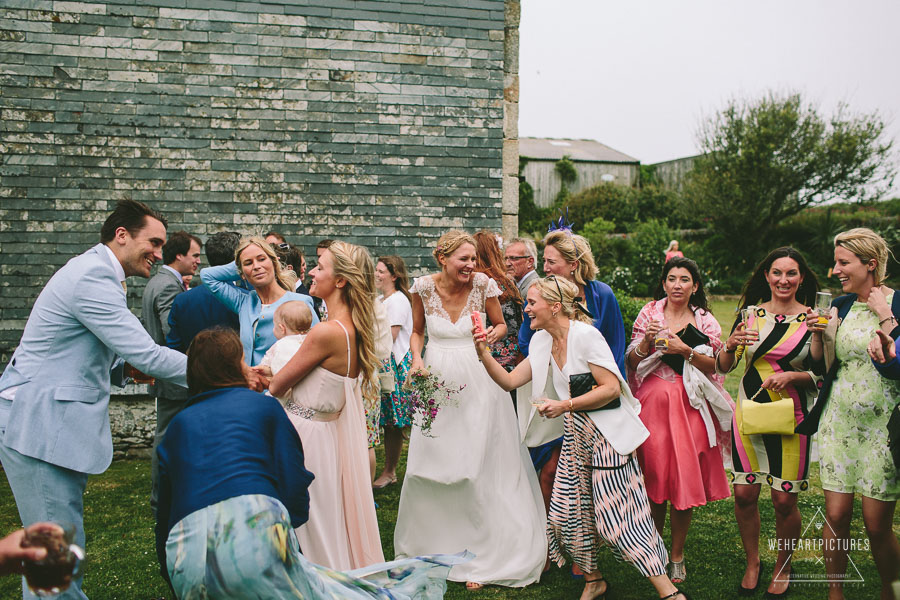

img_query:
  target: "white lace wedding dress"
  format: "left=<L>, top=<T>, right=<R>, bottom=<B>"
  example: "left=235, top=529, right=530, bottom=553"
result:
left=393, top=273, right=547, bottom=586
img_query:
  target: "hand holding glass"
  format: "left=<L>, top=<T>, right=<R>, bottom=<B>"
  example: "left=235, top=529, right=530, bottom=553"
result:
left=815, top=291, right=832, bottom=325
left=20, top=523, right=84, bottom=596
left=654, top=327, right=670, bottom=351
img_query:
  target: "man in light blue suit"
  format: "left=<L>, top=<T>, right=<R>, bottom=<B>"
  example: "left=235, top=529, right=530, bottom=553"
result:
left=0, top=200, right=188, bottom=599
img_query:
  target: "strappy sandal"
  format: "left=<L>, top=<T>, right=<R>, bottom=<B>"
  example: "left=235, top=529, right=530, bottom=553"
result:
left=661, top=590, right=692, bottom=600
left=465, top=581, right=483, bottom=591
left=668, top=559, right=686, bottom=584
left=582, top=575, right=609, bottom=600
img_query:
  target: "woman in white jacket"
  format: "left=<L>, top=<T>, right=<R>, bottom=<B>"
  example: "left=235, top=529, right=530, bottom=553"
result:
left=474, top=276, right=690, bottom=600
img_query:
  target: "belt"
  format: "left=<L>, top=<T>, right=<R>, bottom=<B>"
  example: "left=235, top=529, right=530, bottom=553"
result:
left=284, top=400, right=341, bottom=422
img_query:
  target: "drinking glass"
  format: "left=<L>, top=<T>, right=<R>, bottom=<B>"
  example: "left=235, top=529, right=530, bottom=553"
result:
left=740, top=308, right=756, bottom=330
left=815, top=291, right=832, bottom=325
left=21, top=523, right=84, bottom=596
left=654, top=327, right=670, bottom=351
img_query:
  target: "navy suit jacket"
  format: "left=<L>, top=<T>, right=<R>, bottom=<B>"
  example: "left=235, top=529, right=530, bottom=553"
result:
left=166, top=284, right=240, bottom=353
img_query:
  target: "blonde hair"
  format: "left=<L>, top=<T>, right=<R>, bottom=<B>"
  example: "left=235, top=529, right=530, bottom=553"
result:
left=432, top=229, right=476, bottom=266
left=328, top=241, right=380, bottom=406
left=532, top=276, right=592, bottom=325
left=665, top=240, right=679, bottom=253
left=834, top=227, right=891, bottom=286
left=274, top=301, right=313, bottom=334
left=235, top=236, right=294, bottom=291
left=542, top=231, right=598, bottom=285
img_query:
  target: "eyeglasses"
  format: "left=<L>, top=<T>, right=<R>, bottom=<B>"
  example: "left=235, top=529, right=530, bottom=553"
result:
left=504, top=255, right=530, bottom=262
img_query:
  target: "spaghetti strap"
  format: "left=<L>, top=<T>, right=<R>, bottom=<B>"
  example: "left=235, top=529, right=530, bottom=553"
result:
left=335, top=320, right=351, bottom=377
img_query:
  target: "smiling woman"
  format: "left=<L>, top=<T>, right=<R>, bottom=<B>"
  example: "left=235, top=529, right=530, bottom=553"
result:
left=393, top=230, right=547, bottom=590
left=200, top=236, right=318, bottom=366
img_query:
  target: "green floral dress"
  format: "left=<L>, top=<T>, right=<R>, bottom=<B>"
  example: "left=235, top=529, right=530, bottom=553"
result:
left=819, top=294, right=900, bottom=501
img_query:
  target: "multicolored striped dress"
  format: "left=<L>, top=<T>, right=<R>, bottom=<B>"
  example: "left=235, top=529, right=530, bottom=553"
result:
left=730, top=307, right=819, bottom=493
left=547, top=411, right=668, bottom=577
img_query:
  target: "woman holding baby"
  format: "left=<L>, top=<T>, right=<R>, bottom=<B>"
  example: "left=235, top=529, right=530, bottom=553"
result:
left=200, top=236, right=318, bottom=366
left=259, top=241, right=384, bottom=571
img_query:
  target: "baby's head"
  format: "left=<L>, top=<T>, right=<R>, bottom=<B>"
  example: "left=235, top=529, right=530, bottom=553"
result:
left=273, top=301, right=313, bottom=339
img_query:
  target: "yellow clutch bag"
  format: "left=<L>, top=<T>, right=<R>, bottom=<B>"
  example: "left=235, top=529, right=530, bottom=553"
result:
left=739, top=389, right=795, bottom=436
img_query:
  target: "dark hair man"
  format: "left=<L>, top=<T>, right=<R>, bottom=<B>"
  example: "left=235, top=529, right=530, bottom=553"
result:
left=0, top=199, right=187, bottom=599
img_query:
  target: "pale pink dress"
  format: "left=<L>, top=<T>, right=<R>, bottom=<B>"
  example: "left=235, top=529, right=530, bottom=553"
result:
left=282, top=321, right=384, bottom=570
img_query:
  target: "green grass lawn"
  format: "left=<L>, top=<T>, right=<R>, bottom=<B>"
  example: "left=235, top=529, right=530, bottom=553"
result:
left=0, top=297, right=894, bottom=598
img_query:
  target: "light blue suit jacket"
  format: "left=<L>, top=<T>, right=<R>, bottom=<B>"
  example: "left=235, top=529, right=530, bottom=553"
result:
left=0, top=244, right=187, bottom=474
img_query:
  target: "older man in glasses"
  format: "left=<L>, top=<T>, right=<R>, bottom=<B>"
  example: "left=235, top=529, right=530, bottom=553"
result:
left=505, top=237, right=539, bottom=299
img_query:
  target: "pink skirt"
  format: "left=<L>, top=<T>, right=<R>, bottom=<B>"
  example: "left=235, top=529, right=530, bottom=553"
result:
left=635, top=374, right=730, bottom=510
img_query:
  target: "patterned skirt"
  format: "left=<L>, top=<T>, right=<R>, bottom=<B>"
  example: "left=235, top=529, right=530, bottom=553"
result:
left=166, top=493, right=470, bottom=599
left=379, top=350, right=413, bottom=429
left=547, top=413, right=668, bottom=577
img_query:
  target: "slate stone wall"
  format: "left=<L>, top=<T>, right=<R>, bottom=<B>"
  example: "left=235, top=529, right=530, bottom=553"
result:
left=0, top=1, right=519, bottom=374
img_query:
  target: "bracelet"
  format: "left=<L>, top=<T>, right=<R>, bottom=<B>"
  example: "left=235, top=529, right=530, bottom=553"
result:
left=879, top=316, right=897, bottom=327
left=634, top=344, right=649, bottom=358
left=687, top=349, right=695, bottom=364
left=568, top=398, right=574, bottom=412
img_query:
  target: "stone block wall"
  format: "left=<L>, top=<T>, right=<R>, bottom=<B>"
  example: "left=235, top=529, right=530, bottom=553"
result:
left=0, top=0, right=519, bottom=373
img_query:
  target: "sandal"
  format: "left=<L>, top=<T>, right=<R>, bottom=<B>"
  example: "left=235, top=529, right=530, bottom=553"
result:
left=372, top=474, right=397, bottom=489
left=581, top=576, right=609, bottom=600
left=668, top=559, right=686, bottom=584
left=661, top=591, right=692, bottom=600
left=465, top=581, right=483, bottom=591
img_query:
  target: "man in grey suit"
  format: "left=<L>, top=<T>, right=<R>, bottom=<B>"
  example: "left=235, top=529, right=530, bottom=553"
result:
left=141, top=230, right=201, bottom=517
left=505, top=237, right=540, bottom=299
left=0, top=200, right=187, bottom=600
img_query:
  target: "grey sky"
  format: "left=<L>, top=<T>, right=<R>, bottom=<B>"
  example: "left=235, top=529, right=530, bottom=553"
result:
left=519, top=0, right=900, bottom=168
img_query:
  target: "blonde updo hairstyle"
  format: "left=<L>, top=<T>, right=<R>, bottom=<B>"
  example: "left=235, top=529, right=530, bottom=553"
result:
left=834, top=227, right=891, bottom=287
left=532, top=276, right=593, bottom=325
left=327, top=241, right=380, bottom=405
left=543, top=231, right=598, bottom=286
left=433, top=229, right=477, bottom=267
left=235, top=236, right=296, bottom=291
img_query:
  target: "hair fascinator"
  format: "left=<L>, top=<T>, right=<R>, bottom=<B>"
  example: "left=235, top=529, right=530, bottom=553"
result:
left=547, top=208, right=575, bottom=234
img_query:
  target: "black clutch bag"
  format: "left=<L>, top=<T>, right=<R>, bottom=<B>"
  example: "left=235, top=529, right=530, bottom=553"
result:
left=659, top=323, right=711, bottom=375
left=569, top=372, right=620, bottom=411
left=888, top=404, right=900, bottom=470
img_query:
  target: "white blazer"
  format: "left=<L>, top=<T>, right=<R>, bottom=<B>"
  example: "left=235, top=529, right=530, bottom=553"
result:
left=517, top=320, right=649, bottom=456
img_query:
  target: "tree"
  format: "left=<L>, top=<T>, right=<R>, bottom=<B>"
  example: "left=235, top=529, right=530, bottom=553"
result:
left=685, top=92, right=895, bottom=267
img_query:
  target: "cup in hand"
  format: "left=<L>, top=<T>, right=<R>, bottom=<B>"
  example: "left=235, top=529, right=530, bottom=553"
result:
left=125, top=363, right=155, bottom=386
left=654, top=327, right=670, bottom=351
left=20, top=523, right=84, bottom=596
left=815, top=291, right=832, bottom=325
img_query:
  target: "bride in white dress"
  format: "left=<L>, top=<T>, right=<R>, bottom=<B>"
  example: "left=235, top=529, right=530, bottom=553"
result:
left=393, top=230, right=547, bottom=589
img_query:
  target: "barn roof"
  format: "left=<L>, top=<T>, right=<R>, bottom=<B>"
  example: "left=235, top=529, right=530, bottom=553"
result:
left=519, top=137, right=639, bottom=164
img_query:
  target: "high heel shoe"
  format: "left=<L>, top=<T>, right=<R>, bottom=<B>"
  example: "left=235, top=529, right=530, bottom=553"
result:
left=738, top=561, right=763, bottom=596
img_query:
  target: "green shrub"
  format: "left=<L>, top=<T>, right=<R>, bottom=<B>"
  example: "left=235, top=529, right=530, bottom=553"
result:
left=612, top=287, right=646, bottom=337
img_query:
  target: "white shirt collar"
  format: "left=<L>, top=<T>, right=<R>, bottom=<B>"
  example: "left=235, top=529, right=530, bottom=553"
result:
left=99, top=243, right=126, bottom=284
left=162, top=264, right=183, bottom=281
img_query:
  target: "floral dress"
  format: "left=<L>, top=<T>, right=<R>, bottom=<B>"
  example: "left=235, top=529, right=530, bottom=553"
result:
left=819, top=295, right=900, bottom=500
left=491, top=290, right=524, bottom=371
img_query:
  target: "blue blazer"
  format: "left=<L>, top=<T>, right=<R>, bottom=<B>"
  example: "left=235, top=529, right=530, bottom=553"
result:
left=518, top=279, right=627, bottom=377
left=200, top=263, right=319, bottom=366
left=874, top=337, right=900, bottom=380
left=166, top=284, right=240, bottom=353
left=0, top=244, right=187, bottom=474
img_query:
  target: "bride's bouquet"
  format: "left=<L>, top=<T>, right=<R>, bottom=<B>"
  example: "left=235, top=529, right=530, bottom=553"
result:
left=403, top=368, right=464, bottom=438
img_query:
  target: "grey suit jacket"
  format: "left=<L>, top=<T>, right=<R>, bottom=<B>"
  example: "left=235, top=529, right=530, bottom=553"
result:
left=517, top=270, right=539, bottom=299
left=142, top=267, right=188, bottom=400
left=0, top=244, right=187, bottom=474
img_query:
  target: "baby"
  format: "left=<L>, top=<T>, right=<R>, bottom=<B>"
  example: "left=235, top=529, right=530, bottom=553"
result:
left=256, top=301, right=313, bottom=383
